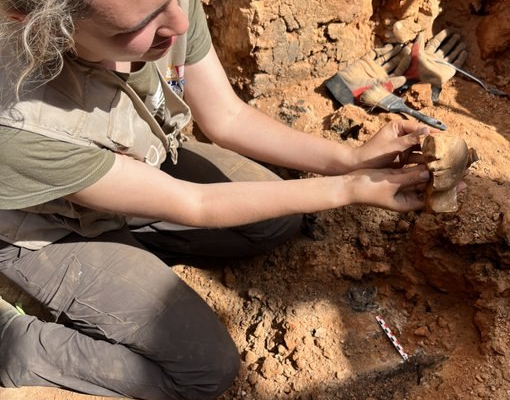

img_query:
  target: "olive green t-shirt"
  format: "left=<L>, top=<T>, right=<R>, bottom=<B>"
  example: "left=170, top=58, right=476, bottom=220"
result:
left=0, top=0, right=211, bottom=210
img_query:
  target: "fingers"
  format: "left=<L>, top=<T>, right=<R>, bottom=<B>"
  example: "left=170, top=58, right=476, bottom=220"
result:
left=397, top=178, right=468, bottom=212
left=435, top=32, right=462, bottom=59
left=448, top=46, right=468, bottom=68
left=393, top=124, right=431, bottom=165
left=388, top=75, right=407, bottom=90
left=390, top=44, right=412, bottom=76
left=401, top=126, right=430, bottom=151
left=425, top=29, right=448, bottom=53
left=395, top=185, right=427, bottom=211
left=391, top=119, right=436, bottom=137
left=414, top=31, right=427, bottom=52
left=397, top=165, right=430, bottom=190
left=370, top=43, right=396, bottom=60
left=414, top=182, right=428, bottom=192
left=431, top=85, right=442, bottom=103
left=426, top=30, right=467, bottom=68
left=404, top=152, right=426, bottom=165
left=398, top=146, right=423, bottom=167
left=453, top=51, right=468, bottom=68
left=391, top=166, right=430, bottom=211
left=375, top=44, right=405, bottom=67
left=444, top=40, right=466, bottom=61
left=399, top=180, right=428, bottom=196
left=382, top=54, right=404, bottom=73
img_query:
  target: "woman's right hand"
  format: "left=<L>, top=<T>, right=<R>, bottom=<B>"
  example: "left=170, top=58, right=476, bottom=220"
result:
left=343, top=165, right=431, bottom=212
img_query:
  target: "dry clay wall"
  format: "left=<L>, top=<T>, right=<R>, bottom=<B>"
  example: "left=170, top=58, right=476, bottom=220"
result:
left=203, top=0, right=510, bottom=97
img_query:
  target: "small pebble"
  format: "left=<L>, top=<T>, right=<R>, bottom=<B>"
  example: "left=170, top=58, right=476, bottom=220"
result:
left=244, top=350, right=258, bottom=364
left=436, top=316, right=448, bottom=328
left=414, top=325, right=431, bottom=337
left=223, top=267, right=236, bottom=288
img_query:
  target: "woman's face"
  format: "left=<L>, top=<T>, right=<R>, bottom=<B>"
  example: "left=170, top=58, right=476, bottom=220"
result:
left=73, top=0, right=189, bottom=66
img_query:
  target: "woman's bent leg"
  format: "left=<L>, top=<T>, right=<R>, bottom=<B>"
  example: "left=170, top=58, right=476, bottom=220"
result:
left=132, top=140, right=303, bottom=260
left=0, top=229, right=239, bottom=400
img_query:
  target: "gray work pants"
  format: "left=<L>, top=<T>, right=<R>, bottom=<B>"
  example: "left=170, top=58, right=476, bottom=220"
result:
left=0, top=140, right=302, bottom=399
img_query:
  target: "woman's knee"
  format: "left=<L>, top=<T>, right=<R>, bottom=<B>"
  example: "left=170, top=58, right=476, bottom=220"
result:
left=166, top=334, right=240, bottom=400
left=234, top=213, right=303, bottom=255
left=267, top=213, right=303, bottom=244
left=198, top=343, right=240, bottom=400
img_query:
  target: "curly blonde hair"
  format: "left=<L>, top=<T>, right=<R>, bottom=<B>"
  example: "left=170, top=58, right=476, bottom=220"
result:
left=0, top=0, right=90, bottom=107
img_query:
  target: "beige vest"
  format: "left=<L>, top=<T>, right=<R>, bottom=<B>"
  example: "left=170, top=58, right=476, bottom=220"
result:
left=0, top=0, right=191, bottom=249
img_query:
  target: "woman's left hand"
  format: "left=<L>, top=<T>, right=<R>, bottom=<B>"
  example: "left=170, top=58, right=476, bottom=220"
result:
left=354, top=119, right=437, bottom=170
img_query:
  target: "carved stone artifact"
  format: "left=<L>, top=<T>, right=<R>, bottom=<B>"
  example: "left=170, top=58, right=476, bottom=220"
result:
left=421, top=134, right=478, bottom=213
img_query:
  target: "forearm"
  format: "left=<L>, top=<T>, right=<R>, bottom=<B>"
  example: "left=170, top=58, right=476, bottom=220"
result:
left=188, top=177, right=351, bottom=227
left=184, top=47, right=362, bottom=176
left=66, top=154, right=353, bottom=228
left=204, top=101, right=363, bottom=176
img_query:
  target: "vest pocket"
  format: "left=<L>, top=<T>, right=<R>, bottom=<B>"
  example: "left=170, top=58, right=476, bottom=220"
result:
left=108, top=91, right=166, bottom=167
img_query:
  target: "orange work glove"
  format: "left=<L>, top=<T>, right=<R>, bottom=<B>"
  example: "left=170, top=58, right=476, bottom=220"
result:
left=395, top=30, right=468, bottom=102
left=326, top=44, right=408, bottom=106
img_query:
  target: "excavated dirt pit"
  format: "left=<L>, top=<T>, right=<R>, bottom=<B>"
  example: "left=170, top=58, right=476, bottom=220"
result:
left=1, top=0, right=509, bottom=400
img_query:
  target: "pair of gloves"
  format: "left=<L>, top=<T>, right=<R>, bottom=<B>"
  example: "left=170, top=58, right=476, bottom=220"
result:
left=327, top=29, right=468, bottom=105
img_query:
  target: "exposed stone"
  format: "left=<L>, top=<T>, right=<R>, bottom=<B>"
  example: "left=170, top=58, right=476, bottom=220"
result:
left=244, top=350, right=258, bottom=365
left=414, top=325, right=431, bottom=337
left=223, top=267, right=236, bottom=288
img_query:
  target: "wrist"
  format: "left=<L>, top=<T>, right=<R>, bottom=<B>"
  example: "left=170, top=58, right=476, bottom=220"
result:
left=326, top=143, right=363, bottom=175
left=343, top=173, right=362, bottom=205
left=327, top=174, right=358, bottom=207
left=345, top=146, right=365, bottom=172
